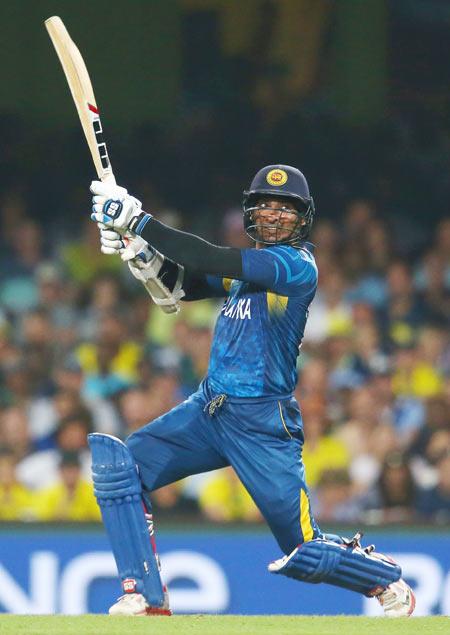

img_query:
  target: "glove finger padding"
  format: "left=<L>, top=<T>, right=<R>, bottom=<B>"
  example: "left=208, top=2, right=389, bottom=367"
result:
left=90, top=180, right=128, bottom=199
left=101, top=228, right=123, bottom=241
left=101, top=244, right=122, bottom=255
left=100, top=228, right=125, bottom=252
left=101, top=237, right=124, bottom=250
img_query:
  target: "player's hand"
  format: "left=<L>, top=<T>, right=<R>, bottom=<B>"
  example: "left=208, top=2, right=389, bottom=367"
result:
left=99, top=227, right=126, bottom=254
left=90, top=180, right=152, bottom=235
left=100, top=227, right=148, bottom=261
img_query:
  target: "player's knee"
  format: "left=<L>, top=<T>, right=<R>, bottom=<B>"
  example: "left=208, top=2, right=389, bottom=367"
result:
left=125, top=429, right=142, bottom=458
left=125, top=432, right=147, bottom=475
left=125, top=431, right=159, bottom=493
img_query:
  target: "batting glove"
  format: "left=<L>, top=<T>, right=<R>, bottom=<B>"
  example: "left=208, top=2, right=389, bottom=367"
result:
left=99, top=227, right=148, bottom=261
left=90, top=180, right=152, bottom=235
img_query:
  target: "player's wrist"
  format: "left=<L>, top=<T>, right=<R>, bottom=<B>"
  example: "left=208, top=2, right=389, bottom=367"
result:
left=128, top=211, right=153, bottom=236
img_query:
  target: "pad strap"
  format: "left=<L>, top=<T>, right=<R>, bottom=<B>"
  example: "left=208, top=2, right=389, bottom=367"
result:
left=270, top=538, right=401, bottom=596
left=88, top=433, right=166, bottom=607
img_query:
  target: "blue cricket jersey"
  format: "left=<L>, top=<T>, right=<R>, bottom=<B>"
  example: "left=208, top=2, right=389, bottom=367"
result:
left=205, top=242, right=318, bottom=398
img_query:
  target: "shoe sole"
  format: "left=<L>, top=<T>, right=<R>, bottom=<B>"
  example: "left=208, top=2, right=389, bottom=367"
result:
left=406, top=588, right=416, bottom=616
left=145, top=607, right=172, bottom=616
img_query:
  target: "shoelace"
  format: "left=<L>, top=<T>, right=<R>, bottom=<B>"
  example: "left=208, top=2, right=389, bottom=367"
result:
left=204, top=394, right=227, bottom=416
left=377, top=587, right=398, bottom=606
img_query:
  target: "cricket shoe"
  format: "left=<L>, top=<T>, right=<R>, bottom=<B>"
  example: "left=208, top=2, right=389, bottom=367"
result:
left=375, top=578, right=416, bottom=617
left=109, top=591, right=172, bottom=616
left=365, top=548, right=416, bottom=617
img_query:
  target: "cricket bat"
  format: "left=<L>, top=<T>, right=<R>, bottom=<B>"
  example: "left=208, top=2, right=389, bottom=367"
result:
left=45, top=16, right=115, bottom=185
left=45, top=16, right=180, bottom=313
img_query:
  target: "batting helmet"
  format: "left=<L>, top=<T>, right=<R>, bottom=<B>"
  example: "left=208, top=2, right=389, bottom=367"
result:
left=242, top=164, right=315, bottom=245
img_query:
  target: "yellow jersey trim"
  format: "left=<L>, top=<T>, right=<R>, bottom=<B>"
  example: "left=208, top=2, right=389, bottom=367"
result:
left=278, top=401, right=293, bottom=439
left=300, top=489, right=314, bottom=542
left=267, top=292, right=288, bottom=314
left=223, top=277, right=233, bottom=292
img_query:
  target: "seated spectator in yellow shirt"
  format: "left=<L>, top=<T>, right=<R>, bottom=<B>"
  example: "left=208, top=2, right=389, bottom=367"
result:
left=199, top=467, right=262, bottom=523
left=302, top=398, right=350, bottom=489
left=0, top=446, right=34, bottom=521
left=60, top=219, right=121, bottom=285
left=34, top=451, right=101, bottom=522
left=391, top=339, right=444, bottom=399
left=76, top=314, right=142, bottom=399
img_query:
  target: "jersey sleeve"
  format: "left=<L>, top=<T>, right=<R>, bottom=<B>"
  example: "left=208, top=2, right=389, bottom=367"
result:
left=240, top=246, right=317, bottom=296
left=205, top=275, right=232, bottom=297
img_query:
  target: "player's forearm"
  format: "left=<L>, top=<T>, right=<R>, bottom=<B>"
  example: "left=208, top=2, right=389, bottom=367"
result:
left=140, top=218, right=243, bottom=278
left=181, top=270, right=214, bottom=301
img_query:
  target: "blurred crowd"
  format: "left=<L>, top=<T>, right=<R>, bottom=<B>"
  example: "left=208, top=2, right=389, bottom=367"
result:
left=0, top=0, right=449, bottom=531
left=0, top=183, right=449, bottom=528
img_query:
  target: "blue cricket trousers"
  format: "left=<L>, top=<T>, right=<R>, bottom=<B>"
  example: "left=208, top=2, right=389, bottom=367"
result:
left=127, top=380, right=320, bottom=555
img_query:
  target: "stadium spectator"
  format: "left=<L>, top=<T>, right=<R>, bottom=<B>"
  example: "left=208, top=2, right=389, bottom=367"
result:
left=0, top=446, right=33, bottom=521
left=1, top=405, right=33, bottom=462
left=0, top=220, right=44, bottom=315
left=415, top=450, right=450, bottom=523
left=337, top=388, right=399, bottom=494
left=312, top=468, right=362, bottom=523
left=198, top=467, right=262, bottom=523
left=416, top=251, right=450, bottom=324
left=34, top=262, right=79, bottom=352
left=0, top=357, right=35, bottom=409
left=379, top=261, right=426, bottom=349
left=363, top=452, right=417, bottom=524
left=76, top=313, right=142, bottom=399
left=33, top=450, right=100, bottom=522
left=78, top=273, right=126, bottom=341
left=295, top=356, right=329, bottom=401
left=431, top=217, right=450, bottom=275
left=60, top=218, right=121, bottom=285
left=370, top=370, right=425, bottom=449
left=301, top=397, right=350, bottom=489
left=304, top=267, right=352, bottom=343
left=119, top=386, right=156, bottom=436
left=20, top=309, right=56, bottom=395
left=408, top=395, right=450, bottom=487
left=17, top=411, right=93, bottom=490
left=0, top=312, right=18, bottom=372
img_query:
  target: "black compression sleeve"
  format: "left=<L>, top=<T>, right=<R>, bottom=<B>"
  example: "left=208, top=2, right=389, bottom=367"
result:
left=182, top=270, right=215, bottom=301
left=140, top=218, right=243, bottom=278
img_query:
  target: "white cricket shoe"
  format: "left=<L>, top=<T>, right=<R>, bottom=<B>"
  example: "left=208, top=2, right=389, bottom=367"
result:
left=376, top=578, right=416, bottom=617
left=109, top=592, right=172, bottom=616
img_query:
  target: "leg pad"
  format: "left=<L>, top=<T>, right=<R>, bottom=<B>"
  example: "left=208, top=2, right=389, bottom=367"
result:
left=88, top=433, right=165, bottom=607
left=269, top=538, right=401, bottom=596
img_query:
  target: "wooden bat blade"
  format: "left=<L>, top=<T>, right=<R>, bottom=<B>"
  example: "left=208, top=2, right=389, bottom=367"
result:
left=45, top=16, right=115, bottom=184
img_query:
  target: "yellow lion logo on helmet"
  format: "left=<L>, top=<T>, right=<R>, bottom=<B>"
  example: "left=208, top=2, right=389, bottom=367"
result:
left=266, top=169, right=288, bottom=186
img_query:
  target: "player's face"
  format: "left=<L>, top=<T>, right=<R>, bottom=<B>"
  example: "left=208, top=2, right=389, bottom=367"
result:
left=253, top=197, right=302, bottom=244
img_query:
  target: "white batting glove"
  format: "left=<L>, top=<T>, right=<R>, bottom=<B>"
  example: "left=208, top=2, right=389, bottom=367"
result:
left=100, top=227, right=148, bottom=260
left=99, top=227, right=126, bottom=254
left=90, top=180, right=152, bottom=235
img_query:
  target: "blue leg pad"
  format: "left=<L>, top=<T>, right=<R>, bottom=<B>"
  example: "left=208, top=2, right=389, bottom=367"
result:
left=88, top=433, right=165, bottom=607
left=269, top=538, right=401, bottom=596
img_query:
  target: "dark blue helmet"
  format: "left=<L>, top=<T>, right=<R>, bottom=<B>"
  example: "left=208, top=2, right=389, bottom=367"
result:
left=242, top=164, right=315, bottom=245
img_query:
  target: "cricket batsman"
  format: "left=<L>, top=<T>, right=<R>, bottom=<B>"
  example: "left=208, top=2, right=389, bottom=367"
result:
left=89, top=164, right=415, bottom=617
